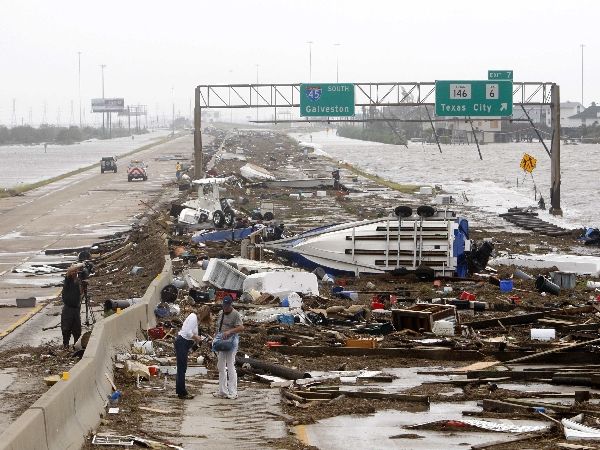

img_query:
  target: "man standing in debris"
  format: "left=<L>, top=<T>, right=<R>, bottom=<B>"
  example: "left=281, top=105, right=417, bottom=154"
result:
left=175, top=310, right=204, bottom=399
left=61, top=266, right=82, bottom=349
left=175, top=161, right=182, bottom=180
left=213, top=296, right=244, bottom=399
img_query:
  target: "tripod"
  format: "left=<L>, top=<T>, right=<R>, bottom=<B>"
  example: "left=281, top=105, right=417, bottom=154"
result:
left=81, top=280, right=96, bottom=328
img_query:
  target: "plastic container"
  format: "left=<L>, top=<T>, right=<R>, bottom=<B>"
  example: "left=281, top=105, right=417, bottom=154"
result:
left=499, top=279, right=513, bottom=292
left=531, top=328, right=556, bottom=341
left=339, top=291, right=359, bottom=301
left=586, top=281, right=600, bottom=289
left=371, top=300, right=385, bottom=310
left=108, top=390, right=122, bottom=406
left=277, top=314, right=295, bottom=325
left=550, top=271, right=576, bottom=289
left=535, top=276, right=561, bottom=295
left=514, top=269, right=534, bottom=281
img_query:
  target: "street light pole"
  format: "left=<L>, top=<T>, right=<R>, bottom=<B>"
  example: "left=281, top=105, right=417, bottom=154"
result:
left=255, top=64, right=259, bottom=124
left=334, top=43, right=341, bottom=82
left=581, top=44, right=585, bottom=106
left=78, top=51, right=82, bottom=128
left=306, top=41, right=313, bottom=82
left=171, top=86, right=175, bottom=136
left=100, top=64, right=106, bottom=134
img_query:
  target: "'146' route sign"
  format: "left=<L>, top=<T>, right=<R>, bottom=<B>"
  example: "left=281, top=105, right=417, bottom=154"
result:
left=435, top=80, right=513, bottom=117
left=300, top=83, right=355, bottom=117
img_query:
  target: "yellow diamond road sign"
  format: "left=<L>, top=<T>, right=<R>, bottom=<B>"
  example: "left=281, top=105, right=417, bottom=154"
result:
left=520, top=153, right=537, bottom=173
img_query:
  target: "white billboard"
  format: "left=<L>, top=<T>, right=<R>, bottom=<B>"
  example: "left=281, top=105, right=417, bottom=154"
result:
left=91, top=98, right=125, bottom=112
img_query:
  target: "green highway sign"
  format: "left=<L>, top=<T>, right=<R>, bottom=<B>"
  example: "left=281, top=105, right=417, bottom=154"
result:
left=488, top=70, right=513, bottom=80
left=435, top=80, right=513, bottom=117
left=300, top=83, right=355, bottom=117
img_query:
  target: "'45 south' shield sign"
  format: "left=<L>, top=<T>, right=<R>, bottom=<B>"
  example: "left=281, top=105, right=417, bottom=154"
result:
left=300, top=83, right=355, bottom=117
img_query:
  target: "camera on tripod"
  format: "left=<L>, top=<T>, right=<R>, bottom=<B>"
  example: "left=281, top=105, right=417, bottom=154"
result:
left=77, top=261, right=95, bottom=281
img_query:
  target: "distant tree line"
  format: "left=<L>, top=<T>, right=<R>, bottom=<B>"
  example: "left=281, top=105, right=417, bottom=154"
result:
left=336, top=124, right=407, bottom=146
left=0, top=125, right=148, bottom=146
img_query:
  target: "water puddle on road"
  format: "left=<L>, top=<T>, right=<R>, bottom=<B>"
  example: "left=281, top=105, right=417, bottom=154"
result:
left=299, top=401, right=549, bottom=450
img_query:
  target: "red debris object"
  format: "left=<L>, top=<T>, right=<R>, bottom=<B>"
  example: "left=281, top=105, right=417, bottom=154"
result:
left=459, top=291, right=476, bottom=301
left=148, top=327, right=166, bottom=340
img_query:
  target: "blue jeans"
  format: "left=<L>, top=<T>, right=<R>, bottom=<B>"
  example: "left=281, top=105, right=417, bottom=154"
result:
left=175, top=335, right=194, bottom=396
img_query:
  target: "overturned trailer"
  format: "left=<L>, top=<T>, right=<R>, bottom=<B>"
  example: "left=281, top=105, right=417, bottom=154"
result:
left=264, top=207, right=484, bottom=277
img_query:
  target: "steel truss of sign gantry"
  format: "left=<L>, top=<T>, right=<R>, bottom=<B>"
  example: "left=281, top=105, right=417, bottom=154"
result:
left=193, top=81, right=562, bottom=215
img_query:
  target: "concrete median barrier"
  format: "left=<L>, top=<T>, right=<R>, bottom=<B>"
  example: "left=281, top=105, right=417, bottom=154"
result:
left=0, top=256, right=172, bottom=450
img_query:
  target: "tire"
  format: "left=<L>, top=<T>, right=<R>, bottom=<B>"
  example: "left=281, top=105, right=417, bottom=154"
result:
left=101, top=169, right=104, bottom=173
left=263, top=211, right=274, bottom=221
left=224, top=209, right=235, bottom=227
left=251, top=211, right=263, bottom=221
left=212, top=210, right=225, bottom=228
left=143, top=176, right=147, bottom=181
left=114, top=168, right=117, bottom=173
left=128, top=177, right=132, bottom=182
left=416, top=205, right=435, bottom=218
left=394, top=206, right=413, bottom=218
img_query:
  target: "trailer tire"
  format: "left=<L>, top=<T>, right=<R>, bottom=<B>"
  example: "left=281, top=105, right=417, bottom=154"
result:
left=224, top=209, right=235, bottom=227
left=416, top=205, right=435, bottom=218
left=394, top=206, right=413, bottom=218
left=263, top=211, right=274, bottom=221
left=213, top=210, right=225, bottom=228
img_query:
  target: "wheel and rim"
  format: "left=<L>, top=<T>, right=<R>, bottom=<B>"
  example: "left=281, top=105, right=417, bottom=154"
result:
left=224, top=209, right=235, bottom=227
left=263, top=212, right=274, bottom=221
left=212, top=210, right=225, bottom=228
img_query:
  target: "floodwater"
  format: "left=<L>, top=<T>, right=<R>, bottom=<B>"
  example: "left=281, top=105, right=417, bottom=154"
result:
left=302, top=401, right=549, bottom=450
left=0, top=130, right=170, bottom=188
left=292, top=131, right=600, bottom=229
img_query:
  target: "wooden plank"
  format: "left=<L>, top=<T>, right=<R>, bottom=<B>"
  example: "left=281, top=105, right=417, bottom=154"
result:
left=496, top=337, right=600, bottom=367
left=317, top=389, right=429, bottom=403
left=464, top=312, right=544, bottom=330
left=470, top=433, right=541, bottom=450
left=456, top=361, right=499, bottom=372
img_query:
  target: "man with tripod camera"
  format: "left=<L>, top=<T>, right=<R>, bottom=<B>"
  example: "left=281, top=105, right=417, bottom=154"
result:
left=61, top=265, right=83, bottom=349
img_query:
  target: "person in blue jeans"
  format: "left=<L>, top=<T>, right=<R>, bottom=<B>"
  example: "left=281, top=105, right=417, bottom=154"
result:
left=175, top=311, right=204, bottom=399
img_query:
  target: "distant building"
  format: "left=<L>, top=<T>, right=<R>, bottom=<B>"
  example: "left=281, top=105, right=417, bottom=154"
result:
left=567, top=102, right=600, bottom=127
left=561, top=101, right=585, bottom=127
left=511, top=105, right=551, bottom=127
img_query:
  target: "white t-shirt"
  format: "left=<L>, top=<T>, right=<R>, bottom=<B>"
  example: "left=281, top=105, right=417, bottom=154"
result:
left=178, top=313, right=198, bottom=341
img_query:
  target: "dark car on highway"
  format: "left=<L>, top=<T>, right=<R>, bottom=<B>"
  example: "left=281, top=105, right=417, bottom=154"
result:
left=100, top=157, right=117, bottom=173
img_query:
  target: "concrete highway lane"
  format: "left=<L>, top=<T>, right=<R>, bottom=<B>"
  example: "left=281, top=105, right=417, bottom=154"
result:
left=0, top=133, right=193, bottom=345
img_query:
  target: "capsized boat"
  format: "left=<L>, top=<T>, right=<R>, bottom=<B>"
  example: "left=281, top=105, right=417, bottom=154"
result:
left=264, top=207, right=472, bottom=277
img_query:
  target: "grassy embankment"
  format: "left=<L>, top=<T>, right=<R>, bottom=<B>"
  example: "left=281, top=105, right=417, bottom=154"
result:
left=0, top=133, right=183, bottom=199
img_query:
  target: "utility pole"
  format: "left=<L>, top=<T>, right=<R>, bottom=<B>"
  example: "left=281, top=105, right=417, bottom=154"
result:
left=78, top=51, right=82, bottom=128
left=580, top=44, right=585, bottom=106
left=255, top=65, right=259, bottom=124
left=100, top=64, right=106, bottom=135
left=334, top=43, right=341, bottom=82
left=171, top=86, right=175, bottom=136
left=11, top=99, right=16, bottom=127
left=193, top=87, right=203, bottom=180
left=306, top=41, right=313, bottom=82
left=550, top=84, right=562, bottom=216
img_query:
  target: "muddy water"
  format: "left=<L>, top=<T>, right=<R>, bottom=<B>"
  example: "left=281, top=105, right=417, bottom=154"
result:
left=0, top=130, right=169, bottom=187
left=302, top=401, right=548, bottom=449
left=293, top=131, right=600, bottom=229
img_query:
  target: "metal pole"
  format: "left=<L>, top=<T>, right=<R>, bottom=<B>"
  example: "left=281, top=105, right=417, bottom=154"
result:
left=171, top=87, right=175, bottom=136
left=550, top=84, right=562, bottom=216
left=128, top=106, right=131, bottom=136
left=78, top=52, right=82, bottom=128
left=581, top=44, right=585, bottom=106
left=306, top=41, right=313, bottom=82
left=334, top=43, right=340, bottom=82
left=193, top=87, right=203, bottom=180
left=100, top=64, right=106, bottom=134
left=468, top=118, right=483, bottom=160
left=255, top=65, right=259, bottom=124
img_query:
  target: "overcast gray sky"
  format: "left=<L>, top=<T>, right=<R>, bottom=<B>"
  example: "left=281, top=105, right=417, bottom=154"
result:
left=0, top=0, right=597, bottom=126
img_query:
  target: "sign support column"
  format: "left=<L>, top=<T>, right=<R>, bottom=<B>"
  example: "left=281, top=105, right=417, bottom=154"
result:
left=550, top=84, right=562, bottom=216
left=194, top=87, right=203, bottom=180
